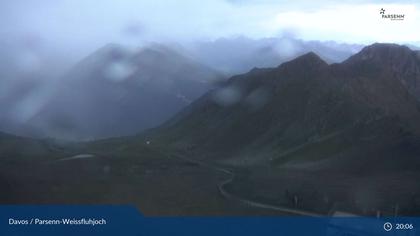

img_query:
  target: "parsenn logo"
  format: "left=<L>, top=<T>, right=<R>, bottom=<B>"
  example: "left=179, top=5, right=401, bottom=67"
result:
left=380, top=8, right=405, bottom=21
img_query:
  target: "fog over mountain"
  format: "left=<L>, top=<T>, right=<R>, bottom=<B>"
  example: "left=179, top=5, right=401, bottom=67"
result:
left=2, top=0, right=420, bottom=219
left=0, top=43, right=224, bottom=140
left=189, top=36, right=363, bottom=75
left=112, top=43, right=420, bottom=214
left=0, top=36, right=365, bottom=140
left=0, top=0, right=419, bottom=141
left=148, top=44, right=420, bottom=161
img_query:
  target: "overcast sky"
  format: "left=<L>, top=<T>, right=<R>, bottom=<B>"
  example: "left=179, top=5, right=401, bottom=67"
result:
left=1, top=0, right=419, bottom=58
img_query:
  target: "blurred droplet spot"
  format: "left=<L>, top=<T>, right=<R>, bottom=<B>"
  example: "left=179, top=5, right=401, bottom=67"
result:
left=212, top=85, right=243, bottom=107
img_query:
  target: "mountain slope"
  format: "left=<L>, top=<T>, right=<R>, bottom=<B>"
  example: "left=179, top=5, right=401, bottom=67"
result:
left=145, top=43, right=420, bottom=171
left=26, top=44, right=224, bottom=140
left=344, top=43, right=420, bottom=100
left=91, top=43, right=420, bottom=215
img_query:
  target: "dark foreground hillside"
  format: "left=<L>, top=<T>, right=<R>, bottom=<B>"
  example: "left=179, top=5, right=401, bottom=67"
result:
left=0, top=135, right=283, bottom=215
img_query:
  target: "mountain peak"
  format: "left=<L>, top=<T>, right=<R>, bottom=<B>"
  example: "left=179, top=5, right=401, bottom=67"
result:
left=278, top=52, right=328, bottom=72
left=344, top=43, right=416, bottom=66
left=95, top=43, right=128, bottom=56
left=296, top=52, right=325, bottom=62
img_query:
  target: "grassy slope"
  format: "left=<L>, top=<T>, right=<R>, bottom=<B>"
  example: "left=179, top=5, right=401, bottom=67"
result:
left=0, top=133, right=284, bottom=215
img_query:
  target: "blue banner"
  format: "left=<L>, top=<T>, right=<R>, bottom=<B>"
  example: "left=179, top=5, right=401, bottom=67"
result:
left=0, top=206, right=418, bottom=236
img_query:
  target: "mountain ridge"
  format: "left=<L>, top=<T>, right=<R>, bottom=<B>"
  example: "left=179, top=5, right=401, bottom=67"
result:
left=140, top=43, right=420, bottom=170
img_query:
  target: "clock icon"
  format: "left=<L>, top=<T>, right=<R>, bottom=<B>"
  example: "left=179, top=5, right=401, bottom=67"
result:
left=384, top=222, right=393, bottom=232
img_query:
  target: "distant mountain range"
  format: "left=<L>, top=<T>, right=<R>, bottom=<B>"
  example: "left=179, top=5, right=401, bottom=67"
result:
left=189, top=37, right=364, bottom=75
left=147, top=43, right=420, bottom=172
left=0, top=38, right=367, bottom=140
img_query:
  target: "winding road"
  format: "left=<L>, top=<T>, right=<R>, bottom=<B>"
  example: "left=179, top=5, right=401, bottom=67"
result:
left=170, top=153, right=322, bottom=217
left=49, top=151, right=321, bottom=216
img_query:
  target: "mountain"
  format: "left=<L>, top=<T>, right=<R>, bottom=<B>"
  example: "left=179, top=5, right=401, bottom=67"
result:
left=22, top=44, right=224, bottom=140
left=2, top=43, right=420, bottom=215
left=116, top=43, right=420, bottom=215
left=344, top=43, right=420, bottom=100
left=66, top=43, right=420, bottom=215
left=0, top=38, right=364, bottom=140
left=146, top=43, right=420, bottom=171
left=189, top=36, right=363, bottom=75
